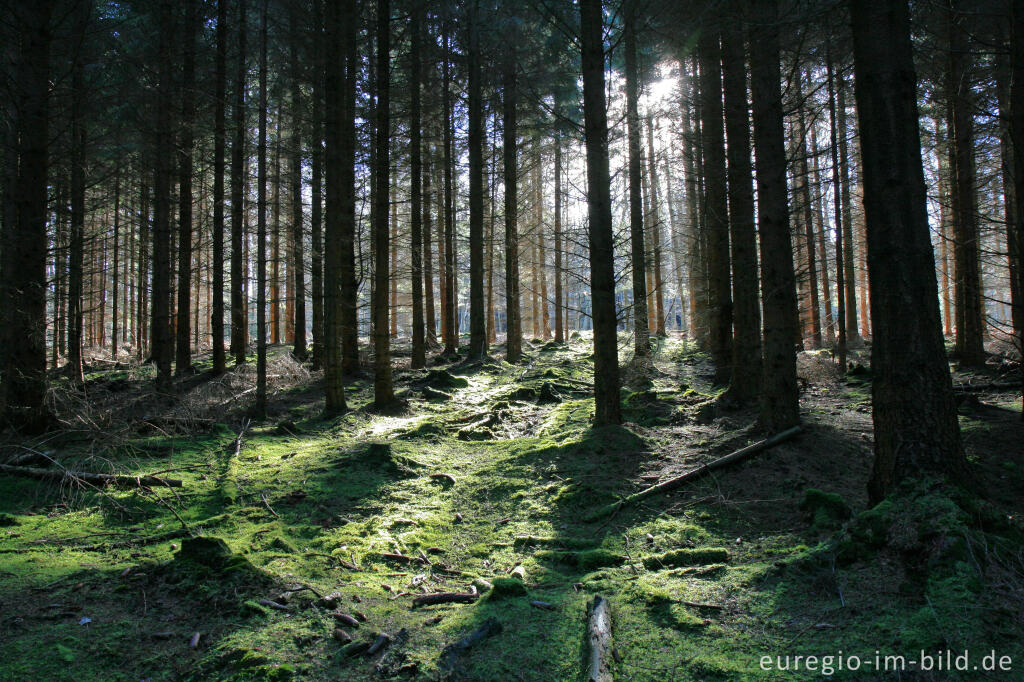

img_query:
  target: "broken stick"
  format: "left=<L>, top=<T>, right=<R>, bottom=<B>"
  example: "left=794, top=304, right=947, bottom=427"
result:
left=0, top=463, right=183, bottom=489
left=586, top=425, right=803, bottom=521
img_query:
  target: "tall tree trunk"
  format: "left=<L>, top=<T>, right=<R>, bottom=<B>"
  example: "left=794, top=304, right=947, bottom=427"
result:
left=538, top=154, right=550, bottom=339
left=2, top=0, right=52, bottom=431
left=699, top=29, right=733, bottom=382
left=409, top=1, right=426, bottom=368
left=827, top=49, right=848, bottom=370
left=553, top=132, right=564, bottom=344
left=796, top=71, right=822, bottom=349
left=949, top=1, right=986, bottom=367
left=837, top=72, right=860, bottom=343
left=211, top=0, right=227, bottom=373
left=442, top=29, right=457, bottom=355
left=645, top=114, right=666, bottom=337
left=112, top=172, right=121, bottom=359
left=310, top=17, right=325, bottom=370
left=579, top=0, right=622, bottom=425
left=271, top=114, right=281, bottom=346
left=255, top=0, right=269, bottom=417
left=68, top=48, right=86, bottom=384
left=176, top=0, right=197, bottom=375
left=487, top=122, right=497, bottom=344
left=850, top=0, right=968, bottom=502
left=809, top=102, right=835, bottom=346
left=424, top=151, right=437, bottom=347
left=151, top=0, right=174, bottom=390
left=339, top=3, right=359, bottom=376
left=503, top=56, right=522, bottom=362
left=721, top=16, right=762, bottom=402
left=467, top=0, right=487, bottom=359
left=1011, top=0, right=1024, bottom=417
left=372, top=0, right=394, bottom=406
left=230, top=0, right=248, bottom=365
left=137, top=183, right=149, bottom=360
left=291, top=11, right=307, bottom=361
left=749, top=0, right=799, bottom=432
left=623, top=3, right=651, bottom=359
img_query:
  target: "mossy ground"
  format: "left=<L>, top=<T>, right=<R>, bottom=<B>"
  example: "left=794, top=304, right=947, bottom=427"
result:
left=1, top=336, right=1022, bottom=680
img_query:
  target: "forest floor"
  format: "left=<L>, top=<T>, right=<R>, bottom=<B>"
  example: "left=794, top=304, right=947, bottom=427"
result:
left=1, top=334, right=1023, bottom=681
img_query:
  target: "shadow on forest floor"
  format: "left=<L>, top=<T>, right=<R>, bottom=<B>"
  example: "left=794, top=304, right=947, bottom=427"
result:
left=1, top=337, right=1023, bottom=680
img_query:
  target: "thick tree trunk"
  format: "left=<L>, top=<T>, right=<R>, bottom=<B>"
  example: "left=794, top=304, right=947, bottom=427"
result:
left=850, top=0, right=968, bottom=502
left=698, top=29, right=733, bottom=383
left=230, top=0, right=248, bottom=365
left=372, top=0, right=394, bottom=407
left=424, top=152, right=437, bottom=347
left=503, top=57, right=522, bottom=363
left=749, top=0, right=800, bottom=432
left=1, top=0, right=52, bottom=431
left=67, top=4, right=88, bottom=384
left=467, top=0, right=487, bottom=359
left=339, top=5, right=359, bottom=376
left=211, top=0, right=227, bottom=374
left=580, top=0, right=622, bottom=426
left=721, top=17, right=761, bottom=402
left=645, top=115, right=666, bottom=338
left=623, top=4, right=650, bottom=359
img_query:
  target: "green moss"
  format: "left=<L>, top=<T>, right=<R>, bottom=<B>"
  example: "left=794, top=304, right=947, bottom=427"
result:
left=488, top=577, right=529, bottom=599
left=534, top=548, right=623, bottom=571
left=642, top=547, right=730, bottom=570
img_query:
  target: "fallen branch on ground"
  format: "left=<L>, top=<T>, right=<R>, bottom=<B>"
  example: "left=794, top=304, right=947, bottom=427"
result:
left=0, top=463, right=183, bottom=488
left=439, top=617, right=502, bottom=676
left=585, top=425, right=803, bottom=521
left=411, top=591, right=478, bottom=608
left=587, top=595, right=613, bottom=682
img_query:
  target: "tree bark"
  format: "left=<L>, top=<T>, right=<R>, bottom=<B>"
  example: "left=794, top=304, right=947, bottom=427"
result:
left=230, top=0, right=248, bottom=365
left=176, top=0, right=197, bottom=376
left=503, top=56, right=522, bottom=363
left=467, top=0, right=487, bottom=359
left=580, top=0, right=622, bottom=426
left=749, top=0, right=800, bottom=432
left=554, top=133, right=564, bottom=344
left=151, top=0, right=174, bottom=390
left=721, top=15, right=761, bottom=402
left=409, top=2, right=426, bottom=368
left=290, top=10, right=307, bottom=362
left=372, top=0, right=394, bottom=407
left=211, top=0, right=227, bottom=373
left=698, top=29, right=733, bottom=383
left=850, top=0, right=968, bottom=502
left=623, top=3, right=651, bottom=359
left=255, top=0, right=269, bottom=417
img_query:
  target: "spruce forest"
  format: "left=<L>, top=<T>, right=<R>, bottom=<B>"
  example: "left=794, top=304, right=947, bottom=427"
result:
left=2, top=0, right=1023, bottom=679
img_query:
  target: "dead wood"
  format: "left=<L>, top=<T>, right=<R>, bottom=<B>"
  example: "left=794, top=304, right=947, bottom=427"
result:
left=0, top=463, right=183, bottom=488
left=587, top=595, right=613, bottom=682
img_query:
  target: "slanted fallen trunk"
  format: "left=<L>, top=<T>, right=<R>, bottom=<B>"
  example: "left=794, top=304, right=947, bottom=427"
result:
left=0, top=463, right=183, bottom=488
left=587, top=595, right=613, bottom=682
left=586, top=425, right=802, bottom=521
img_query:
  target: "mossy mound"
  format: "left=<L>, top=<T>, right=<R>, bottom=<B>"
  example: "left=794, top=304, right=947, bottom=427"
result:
left=423, top=369, right=469, bottom=390
left=534, top=548, right=624, bottom=571
left=487, top=577, right=529, bottom=600
left=642, top=547, right=730, bottom=570
left=800, top=488, right=851, bottom=531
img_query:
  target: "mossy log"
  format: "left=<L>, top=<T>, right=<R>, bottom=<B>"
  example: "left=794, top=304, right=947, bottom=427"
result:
left=585, top=425, right=802, bottom=521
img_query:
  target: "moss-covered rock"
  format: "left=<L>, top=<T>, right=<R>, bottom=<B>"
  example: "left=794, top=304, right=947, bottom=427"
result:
left=487, top=577, right=529, bottom=600
left=800, top=489, right=851, bottom=531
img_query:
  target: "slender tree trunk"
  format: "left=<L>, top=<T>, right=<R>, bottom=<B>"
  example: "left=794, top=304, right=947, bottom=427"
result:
left=721, top=16, right=761, bottom=402
left=553, top=132, right=564, bottom=344
left=503, top=56, right=522, bottom=362
left=827, top=49, right=848, bottom=370
left=290, top=12, right=306, bottom=361
left=580, top=0, right=622, bottom=425
left=442, top=29, right=457, bottom=355
left=796, top=71, right=822, bottom=349
left=538, top=157, right=550, bottom=340
left=623, top=3, right=651, bottom=359
left=424, top=151, right=437, bottom=347
left=1011, top=0, right=1024, bottom=382
left=271, top=114, right=281, bottom=346
left=487, top=121, right=497, bottom=344
left=230, top=0, right=248, bottom=364
left=699, top=28, right=733, bottom=382
left=749, top=0, right=800, bottom=432
left=851, top=0, right=968, bottom=502
left=137, top=183, right=149, bottom=360
left=809, top=104, right=835, bottom=345
left=339, top=6, right=359, bottom=376
left=390, top=182, right=397, bottom=339
left=372, top=0, right=394, bottom=406
left=211, top=0, right=227, bottom=373
left=837, top=73, right=859, bottom=343
left=409, top=2, right=426, bottom=368
left=151, top=0, right=174, bottom=390
left=467, top=0, right=487, bottom=359
left=645, top=115, right=666, bottom=337
left=254, top=0, right=269, bottom=417
left=949, top=1, right=986, bottom=367
left=310, top=10, right=325, bottom=370
left=112, top=172, right=121, bottom=359
left=176, top=0, right=197, bottom=375
left=68, top=7, right=87, bottom=384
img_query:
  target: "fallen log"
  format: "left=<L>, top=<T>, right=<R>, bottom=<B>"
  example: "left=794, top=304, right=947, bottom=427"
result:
left=951, top=380, right=1023, bottom=392
left=587, top=595, right=613, bottom=682
left=0, top=463, right=183, bottom=488
left=585, top=425, right=803, bottom=521
left=411, top=591, right=478, bottom=608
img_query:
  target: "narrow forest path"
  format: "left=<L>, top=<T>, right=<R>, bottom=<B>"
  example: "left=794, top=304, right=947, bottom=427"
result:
left=1, top=336, right=1022, bottom=680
